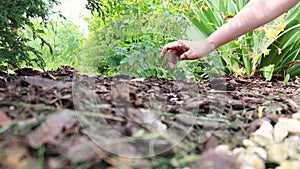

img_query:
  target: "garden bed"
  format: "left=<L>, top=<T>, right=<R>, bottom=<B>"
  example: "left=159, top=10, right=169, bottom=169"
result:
left=0, top=65, right=299, bottom=169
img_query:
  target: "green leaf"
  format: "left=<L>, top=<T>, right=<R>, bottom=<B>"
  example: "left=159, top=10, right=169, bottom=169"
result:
left=260, top=64, right=274, bottom=81
left=283, top=74, right=290, bottom=86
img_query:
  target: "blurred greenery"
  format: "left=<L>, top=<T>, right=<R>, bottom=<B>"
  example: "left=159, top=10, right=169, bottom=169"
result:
left=25, top=19, right=84, bottom=70
left=81, top=0, right=191, bottom=78
left=0, top=0, right=59, bottom=70
left=1, top=0, right=299, bottom=81
left=260, top=2, right=300, bottom=79
left=184, top=0, right=298, bottom=80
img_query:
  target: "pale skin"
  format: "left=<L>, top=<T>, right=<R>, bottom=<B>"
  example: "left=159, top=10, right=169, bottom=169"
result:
left=161, top=0, right=300, bottom=70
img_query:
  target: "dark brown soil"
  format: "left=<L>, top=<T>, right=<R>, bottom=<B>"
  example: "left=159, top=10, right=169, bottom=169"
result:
left=0, top=65, right=299, bottom=169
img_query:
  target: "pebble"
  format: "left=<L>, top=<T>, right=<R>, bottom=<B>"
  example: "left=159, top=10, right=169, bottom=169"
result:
left=278, top=118, right=300, bottom=134
left=214, top=144, right=231, bottom=155
left=236, top=153, right=265, bottom=169
left=266, top=143, right=289, bottom=162
left=283, top=136, right=300, bottom=159
left=276, top=160, right=300, bottom=169
left=273, top=121, right=288, bottom=142
left=242, top=139, right=257, bottom=147
left=248, top=147, right=267, bottom=160
left=252, top=121, right=273, bottom=146
left=292, top=113, right=300, bottom=120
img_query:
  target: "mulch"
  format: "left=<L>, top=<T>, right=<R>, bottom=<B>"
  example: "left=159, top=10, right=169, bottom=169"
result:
left=0, top=65, right=299, bottom=169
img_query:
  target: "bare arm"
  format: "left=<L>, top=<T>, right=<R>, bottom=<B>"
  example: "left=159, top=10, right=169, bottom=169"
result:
left=161, top=0, right=299, bottom=70
left=207, top=0, right=300, bottom=48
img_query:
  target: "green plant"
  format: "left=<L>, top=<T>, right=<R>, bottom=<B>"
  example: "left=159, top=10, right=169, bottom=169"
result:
left=81, top=0, right=191, bottom=78
left=185, top=0, right=291, bottom=80
left=25, top=19, right=84, bottom=70
left=260, top=2, right=300, bottom=79
left=0, top=0, right=59, bottom=70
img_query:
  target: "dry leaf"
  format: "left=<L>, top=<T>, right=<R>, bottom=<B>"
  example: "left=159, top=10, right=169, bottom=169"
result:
left=65, top=137, right=98, bottom=163
left=0, top=108, right=12, bottom=127
left=0, top=138, right=38, bottom=169
left=189, top=151, right=238, bottom=169
left=27, top=110, right=77, bottom=148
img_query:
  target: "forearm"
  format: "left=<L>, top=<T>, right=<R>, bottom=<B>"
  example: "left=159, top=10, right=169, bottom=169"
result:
left=207, top=0, right=299, bottom=48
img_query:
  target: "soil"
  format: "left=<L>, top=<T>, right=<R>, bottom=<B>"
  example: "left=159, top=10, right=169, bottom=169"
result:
left=0, top=65, right=299, bottom=169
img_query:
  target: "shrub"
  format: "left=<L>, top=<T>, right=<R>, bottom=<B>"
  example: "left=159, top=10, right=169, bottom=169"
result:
left=25, top=19, right=84, bottom=70
left=185, top=0, right=298, bottom=80
left=0, top=0, right=59, bottom=70
left=81, top=0, right=190, bottom=78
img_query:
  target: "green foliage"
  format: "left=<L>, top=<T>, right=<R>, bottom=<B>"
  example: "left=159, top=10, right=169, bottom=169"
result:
left=260, top=3, right=300, bottom=78
left=82, top=0, right=190, bottom=77
left=25, top=19, right=84, bottom=70
left=0, top=0, right=59, bottom=70
left=185, top=0, right=299, bottom=80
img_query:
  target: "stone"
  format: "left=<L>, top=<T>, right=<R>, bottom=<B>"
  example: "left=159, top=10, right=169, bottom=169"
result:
left=267, top=143, right=289, bottom=162
left=278, top=118, right=300, bottom=134
left=252, top=121, right=273, bottom=146
left=243, top=139, right=257, bottom=147
left=236, top=153, right=265, bottom=169
left=273, top=121, right=288, bottom=142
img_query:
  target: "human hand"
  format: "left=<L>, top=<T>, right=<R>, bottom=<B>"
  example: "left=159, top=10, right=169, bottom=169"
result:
left=161, top=40, right=214, bottom=70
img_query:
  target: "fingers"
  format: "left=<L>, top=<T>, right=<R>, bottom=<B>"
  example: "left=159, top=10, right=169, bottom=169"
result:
left=168, top=51, right=180, bottom=70
left=161, top=41, right=181, bottom=59
left=161, top=40, right=194, bottom=70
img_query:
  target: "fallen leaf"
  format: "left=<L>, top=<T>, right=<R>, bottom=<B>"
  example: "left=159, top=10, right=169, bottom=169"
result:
left=189, top=151, right=238, bottom=169
left=203, top=135, right=220, bottom=151
left=47, top=157, right=64, bottom=169
left=0, top=108, right=12, bottom=127
left=0, top=137, right=38, bottom=169
left=257, top=106, right=265, bottom=119
left=22, top=76, right=72, bottom=88
left=65, top=137, right=98, bottom=163
left=27, top=110, right=77, bottom=148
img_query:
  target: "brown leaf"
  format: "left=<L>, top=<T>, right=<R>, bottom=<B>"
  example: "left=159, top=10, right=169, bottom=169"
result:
left=65, top=137, right=99, bottom=163
left=0, top=108, right=12, bottom=127
left=0, top=137, right=38, bottom=169
left=27, top=110, right=77, bottom=148
left=202, top=135, right=219, bottom=151
left=22, top=76, right=72, bottom=88
left=189, top=151, right=238, bottom=169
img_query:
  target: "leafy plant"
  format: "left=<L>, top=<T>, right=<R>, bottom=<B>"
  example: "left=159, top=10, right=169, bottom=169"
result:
left=0, top=0, right=59, bottom=70
left=81, top=0, right=191, bottom=78
left=260, top=2, right=300, bottom=79
left=184, top=0, right=292, bottom=80
left=25, top=19, right=84, bottom=70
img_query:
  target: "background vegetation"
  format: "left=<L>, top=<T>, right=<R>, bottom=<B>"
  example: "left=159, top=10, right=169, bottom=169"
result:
left=0, top=0, right=59, bottom=70
left=0, top=0, right=299, bottom=81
